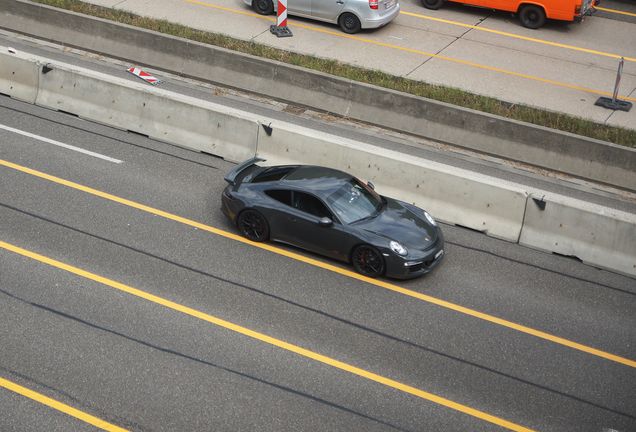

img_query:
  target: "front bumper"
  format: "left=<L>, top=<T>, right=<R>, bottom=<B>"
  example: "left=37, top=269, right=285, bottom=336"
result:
left=384, top=228, right=445, bottom=279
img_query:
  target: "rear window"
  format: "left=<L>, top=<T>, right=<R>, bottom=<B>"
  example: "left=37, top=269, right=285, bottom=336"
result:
left=252, top=166, right=298, bottom=183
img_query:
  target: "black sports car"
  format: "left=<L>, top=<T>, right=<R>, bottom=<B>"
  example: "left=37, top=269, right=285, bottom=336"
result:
left=221, top=158, right=444, bottom=279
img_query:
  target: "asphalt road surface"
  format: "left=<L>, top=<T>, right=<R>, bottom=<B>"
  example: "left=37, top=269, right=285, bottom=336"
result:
left=1, top=93, right=635, bottom=431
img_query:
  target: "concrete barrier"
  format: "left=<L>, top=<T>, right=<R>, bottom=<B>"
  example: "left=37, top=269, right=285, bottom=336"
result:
left=256, top=121, right=529, bottom=242
left=1, top=46, right=633, bottom=277
left=1, top=0, right=635, bottom=191
left=0, top=46, right=38, bottom=103
left=20, top=50, right=259, bottom=163
left=519, top=194, right=636, bottom=278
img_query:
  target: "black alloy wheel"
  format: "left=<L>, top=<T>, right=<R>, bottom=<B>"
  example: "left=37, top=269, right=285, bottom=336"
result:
left=519, top=5, right=546, bottom=29
left=421, top=0, right=444, bottom=10
left=339, top=13, right=361, bottom=34
left=352, top=245, right=385, bottom=278
left=238, top=210, right=270, bottom=242
left=254, top=0, right=274, bottom=15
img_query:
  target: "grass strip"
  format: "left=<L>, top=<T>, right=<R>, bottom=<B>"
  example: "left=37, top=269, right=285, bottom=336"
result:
left=25, top=0, right=636, bottom=147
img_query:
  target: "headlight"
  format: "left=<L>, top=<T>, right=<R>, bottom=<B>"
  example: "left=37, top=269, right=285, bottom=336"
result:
left=424, top=211, right=438, bottom=227
left=389, top=241, right=408, bottom=256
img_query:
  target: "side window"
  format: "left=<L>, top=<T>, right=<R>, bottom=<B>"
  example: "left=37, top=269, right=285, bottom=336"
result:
left=293, top=192, right=332, bottom=219
left=265, top=189, right=292, bottom=206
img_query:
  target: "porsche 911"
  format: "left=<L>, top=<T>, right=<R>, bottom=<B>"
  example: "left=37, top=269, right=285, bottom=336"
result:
left=221, top=158, right=444, bottom=279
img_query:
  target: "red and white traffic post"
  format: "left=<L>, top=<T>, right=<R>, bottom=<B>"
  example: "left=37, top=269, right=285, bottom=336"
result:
left=127, top=67, right=162, bottom=85
left=612, top=56, right=624, bottom=103
left=270, top=0, right=293, bottom=37
left=595, top=57, right=632, bottom=112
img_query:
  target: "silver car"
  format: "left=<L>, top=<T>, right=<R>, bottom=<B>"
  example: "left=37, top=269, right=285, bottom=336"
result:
left=246, top=0, right=400, bottom=33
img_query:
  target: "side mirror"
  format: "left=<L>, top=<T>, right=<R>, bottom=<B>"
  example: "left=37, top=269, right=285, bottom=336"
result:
left=367, top=181, right=375, bottom=190
left=318, top=217, right=334, bottom=227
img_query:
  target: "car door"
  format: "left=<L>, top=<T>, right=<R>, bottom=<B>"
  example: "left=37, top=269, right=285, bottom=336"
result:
left=311, top=0, right=346, bottom=20
left=263, top=189, right=296, bottom=243
left=483, top=0, right=518, bottom=12
left=289, top=191, right=346, bottom=260
left=289, top=0, right=313, bottom=17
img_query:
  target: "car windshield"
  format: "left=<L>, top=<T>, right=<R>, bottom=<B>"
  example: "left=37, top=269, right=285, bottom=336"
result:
left=327, top=178, right=383, bottom=224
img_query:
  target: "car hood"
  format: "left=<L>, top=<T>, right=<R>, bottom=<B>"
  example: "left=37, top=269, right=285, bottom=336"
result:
left=353, top=198, right=438, bottom=249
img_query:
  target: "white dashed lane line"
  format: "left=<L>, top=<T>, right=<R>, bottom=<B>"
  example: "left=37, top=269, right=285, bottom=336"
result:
left=0, top=123, right=123, bottom=163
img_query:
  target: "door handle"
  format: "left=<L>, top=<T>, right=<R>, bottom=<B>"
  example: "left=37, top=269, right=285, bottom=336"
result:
left=336, top=1, right=344, bottom=4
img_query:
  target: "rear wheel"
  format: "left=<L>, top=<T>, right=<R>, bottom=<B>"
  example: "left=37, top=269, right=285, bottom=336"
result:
left=352, top=245, right=385, bottom=278
left=519, top=4, right=546, bottom=29
left=238, top=210, right=270, bottom=242
left=339, top=13, right=361, bottom=34
left=421, top=0, right=444, bottom=10
left=253, top=0, right=274, bottom=15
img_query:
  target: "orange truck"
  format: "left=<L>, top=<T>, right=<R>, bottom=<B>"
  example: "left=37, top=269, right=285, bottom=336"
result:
left=421, top=0, right=602, bottom=29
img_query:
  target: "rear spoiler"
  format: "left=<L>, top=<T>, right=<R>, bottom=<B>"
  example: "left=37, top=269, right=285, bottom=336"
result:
left=224, top=157, right=266, bottom=185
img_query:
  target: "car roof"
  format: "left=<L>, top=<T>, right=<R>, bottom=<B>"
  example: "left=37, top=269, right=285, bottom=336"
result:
left=279, top=165, right=353, bottom=197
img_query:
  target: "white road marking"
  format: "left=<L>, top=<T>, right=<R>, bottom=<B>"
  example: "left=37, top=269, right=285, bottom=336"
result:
left=0, top=124, right=123, bottom=163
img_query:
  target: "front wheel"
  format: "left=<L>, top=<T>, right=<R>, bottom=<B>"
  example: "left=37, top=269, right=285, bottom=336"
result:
left=339, top=13, right=361, bottom=34
left=253, top=0, right=274, bottom=15
left=421, top=0, right=444, bottom=10
left=352, top=245, right=385, bottom=278
left=519, top=4, right=546, bottom=29
left=238, top=210, right=270, bottom=242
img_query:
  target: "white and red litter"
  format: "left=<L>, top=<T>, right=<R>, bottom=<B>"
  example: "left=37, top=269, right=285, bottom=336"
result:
left=127, top=67, right=162, bottom=85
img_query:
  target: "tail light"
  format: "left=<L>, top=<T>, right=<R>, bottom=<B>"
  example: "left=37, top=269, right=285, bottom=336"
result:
left=224, top=186, right=235, bottom=200
left=575, top=3, right=581, bottom=14
left=369, top=0, right=378, bottom=9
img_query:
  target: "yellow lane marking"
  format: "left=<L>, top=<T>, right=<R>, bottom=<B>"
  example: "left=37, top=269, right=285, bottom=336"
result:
left=0, top=377, right=130, bottom=432
left=183, top=0, right=271, bottom=18
left=0, top=240, right=536, bottom=432
left=2, top=158, right=635, bottom=370
left=182, top=0, right=636, bottom=102
left=596, top=6, right=636, bottom=17
left=400, top=11, right=636, bottom=63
